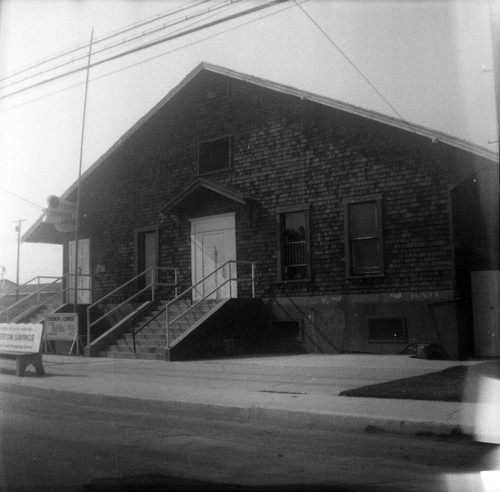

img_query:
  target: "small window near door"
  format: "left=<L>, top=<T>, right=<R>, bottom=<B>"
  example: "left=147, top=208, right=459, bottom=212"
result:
left=276, top=205, right=311, bottom=282
left=344, top=194, right=384, bottom=277
left=199, top=136, right=231, bottom=175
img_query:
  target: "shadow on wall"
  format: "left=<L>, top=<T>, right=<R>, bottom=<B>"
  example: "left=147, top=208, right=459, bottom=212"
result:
left=264, top=297, right=344, bottom=354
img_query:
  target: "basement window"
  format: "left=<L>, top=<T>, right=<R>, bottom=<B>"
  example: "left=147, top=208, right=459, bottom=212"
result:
left=199, top=136, right=232, bottom=175
left=368, top=317, right=406, bottom=343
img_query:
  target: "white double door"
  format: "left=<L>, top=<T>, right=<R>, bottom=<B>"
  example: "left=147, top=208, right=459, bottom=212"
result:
left=68, top=238, right=91, bottom=304
left=190, top=213, right=237, bottom=300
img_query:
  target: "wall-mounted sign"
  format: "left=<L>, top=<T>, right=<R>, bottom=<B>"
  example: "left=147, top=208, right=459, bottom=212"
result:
left=43, top=195, right=76, bottom=233
left=0, top=323, right=43, bottom=353
left=44, top=313, right=78, bottom=341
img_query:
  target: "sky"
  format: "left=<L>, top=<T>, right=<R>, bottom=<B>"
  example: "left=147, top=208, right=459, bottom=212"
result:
left=0, top=0, right=498, bottom=285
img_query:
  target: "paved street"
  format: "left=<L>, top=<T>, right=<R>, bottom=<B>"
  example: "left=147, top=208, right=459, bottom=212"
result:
left=0, top=353, right=497, bottom=491
left=0, top=354, right=487, bottom=436
left=0, top=386, right=495, bottom=491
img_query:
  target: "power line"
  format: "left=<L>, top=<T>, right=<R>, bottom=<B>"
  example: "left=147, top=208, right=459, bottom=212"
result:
left=0, top=186, right=44, bottom=211
left=293, top=0, right=416, bottom=133
left=0, top=0, right=210, bottom=84
left=0, top=0, right=285, bottom=102
left=0, top=1, right=242, bottom=111
left=0, top=0, right=237, bottom=92
left=0, top=0, right=297, bottom=114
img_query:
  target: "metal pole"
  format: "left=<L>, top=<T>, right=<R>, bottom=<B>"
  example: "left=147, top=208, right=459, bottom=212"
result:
left=151, top=268, right=155, bottom=302
left=489, top=0, right=499, bottom=149
left=251, top=262, right=255, bottom=298
left=166, top=307, right=170, bottom=351
left=75, top=28, right=94, bottom=356
left=14, top=220, right=25, bottom=301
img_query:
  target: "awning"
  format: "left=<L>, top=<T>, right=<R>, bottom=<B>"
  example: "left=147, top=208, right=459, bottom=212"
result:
left=160, top=178, right=250, bottom=216
left=22, top=216, right=70, bottom=244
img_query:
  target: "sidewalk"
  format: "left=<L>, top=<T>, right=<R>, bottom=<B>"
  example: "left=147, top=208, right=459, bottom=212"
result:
left=0, top=353, right=488, bottom=437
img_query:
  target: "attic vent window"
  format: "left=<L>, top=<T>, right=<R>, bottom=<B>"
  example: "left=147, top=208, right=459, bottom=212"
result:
left=203, top=78, right=230, bottom=100
left=368, top=317, right=406, bottom=343
left=199, top=136, right=231, bottom=175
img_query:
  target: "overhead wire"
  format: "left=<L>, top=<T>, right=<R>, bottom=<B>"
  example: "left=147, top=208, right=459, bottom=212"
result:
left=0, top=0, right=210, bottom=84
left=0, top=0, right=416, bottom=144
left=0, top=0, right=238, bottom=91
left=0, top=0, right=297, bottom=114
left=0, top=186, right=44, bottom=211
left=0, top=0, right=285, bottom=102
left=293, top=0, right=418, bottom=135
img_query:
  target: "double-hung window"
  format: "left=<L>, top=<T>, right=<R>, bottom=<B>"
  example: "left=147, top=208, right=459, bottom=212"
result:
left=344, top=194, right=384, bottom=277
left=276, top=205, right=311, bottom=282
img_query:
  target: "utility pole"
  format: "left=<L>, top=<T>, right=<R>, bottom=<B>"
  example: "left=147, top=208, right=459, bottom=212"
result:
left=14, top=219, right=25, bottom=300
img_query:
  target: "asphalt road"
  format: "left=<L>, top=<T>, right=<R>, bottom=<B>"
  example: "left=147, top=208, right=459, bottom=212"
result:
left=0, top=386, right=496, bottom=492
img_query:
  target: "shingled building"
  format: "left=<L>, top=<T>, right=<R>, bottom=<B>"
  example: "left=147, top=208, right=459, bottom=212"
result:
left=24, top=63, right=499, bottom=360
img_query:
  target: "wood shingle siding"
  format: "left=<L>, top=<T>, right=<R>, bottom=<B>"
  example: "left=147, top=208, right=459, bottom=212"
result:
left=31, top=65, right=494, bottom=358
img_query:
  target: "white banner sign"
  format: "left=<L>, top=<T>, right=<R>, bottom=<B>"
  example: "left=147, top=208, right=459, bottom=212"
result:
left=0, top=324, right=43, bottom=353
left=44, top=314, right=78, bottom=341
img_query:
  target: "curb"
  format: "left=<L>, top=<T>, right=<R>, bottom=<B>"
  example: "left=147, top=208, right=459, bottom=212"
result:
left=0, top=381, right=471, bottom=439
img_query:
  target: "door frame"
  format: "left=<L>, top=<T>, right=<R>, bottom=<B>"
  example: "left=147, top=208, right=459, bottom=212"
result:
left=135, top=226, right=159, bottom=289
left=68, top=238, right=91, bottom=304
left=189, top=213, right=236, bottom=300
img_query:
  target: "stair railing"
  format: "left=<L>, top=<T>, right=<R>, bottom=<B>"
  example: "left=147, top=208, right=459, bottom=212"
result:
left=130, top=272, right=192, bottom=354
left=0, top=275, right=67, bottom=323
left=165, top=260, right=256, bottom=350
left=86, top=266, right=178, bottom=352
left=0, top=276, right=41, bottom=299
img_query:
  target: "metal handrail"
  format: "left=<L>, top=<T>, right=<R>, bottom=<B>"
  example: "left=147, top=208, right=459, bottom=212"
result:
left=131, top=300, right=162, bottom=354
left=165, top=260, right=256, bottom=350
left=0, top=275, right=61, bottom=299
left=130, top=272, right=192, bottom=353
left=86, top=266, right=178, bottom=352
left=0, top=274, right=67, bottom=322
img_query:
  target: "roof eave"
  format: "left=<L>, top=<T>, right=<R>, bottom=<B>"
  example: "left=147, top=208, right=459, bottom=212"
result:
left=23, top=62, right=499, bottom=243
left=60, top=62, right=500, bottom=202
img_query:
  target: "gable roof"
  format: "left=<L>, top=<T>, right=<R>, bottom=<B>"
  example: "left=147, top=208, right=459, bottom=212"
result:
left=24, top=62, right=498, bottom=243
left=161, top=178, right=249, bottom=215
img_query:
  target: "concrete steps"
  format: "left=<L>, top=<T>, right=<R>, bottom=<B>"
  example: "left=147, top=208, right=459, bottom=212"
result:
left=98, top=299, right=222, bottom=359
